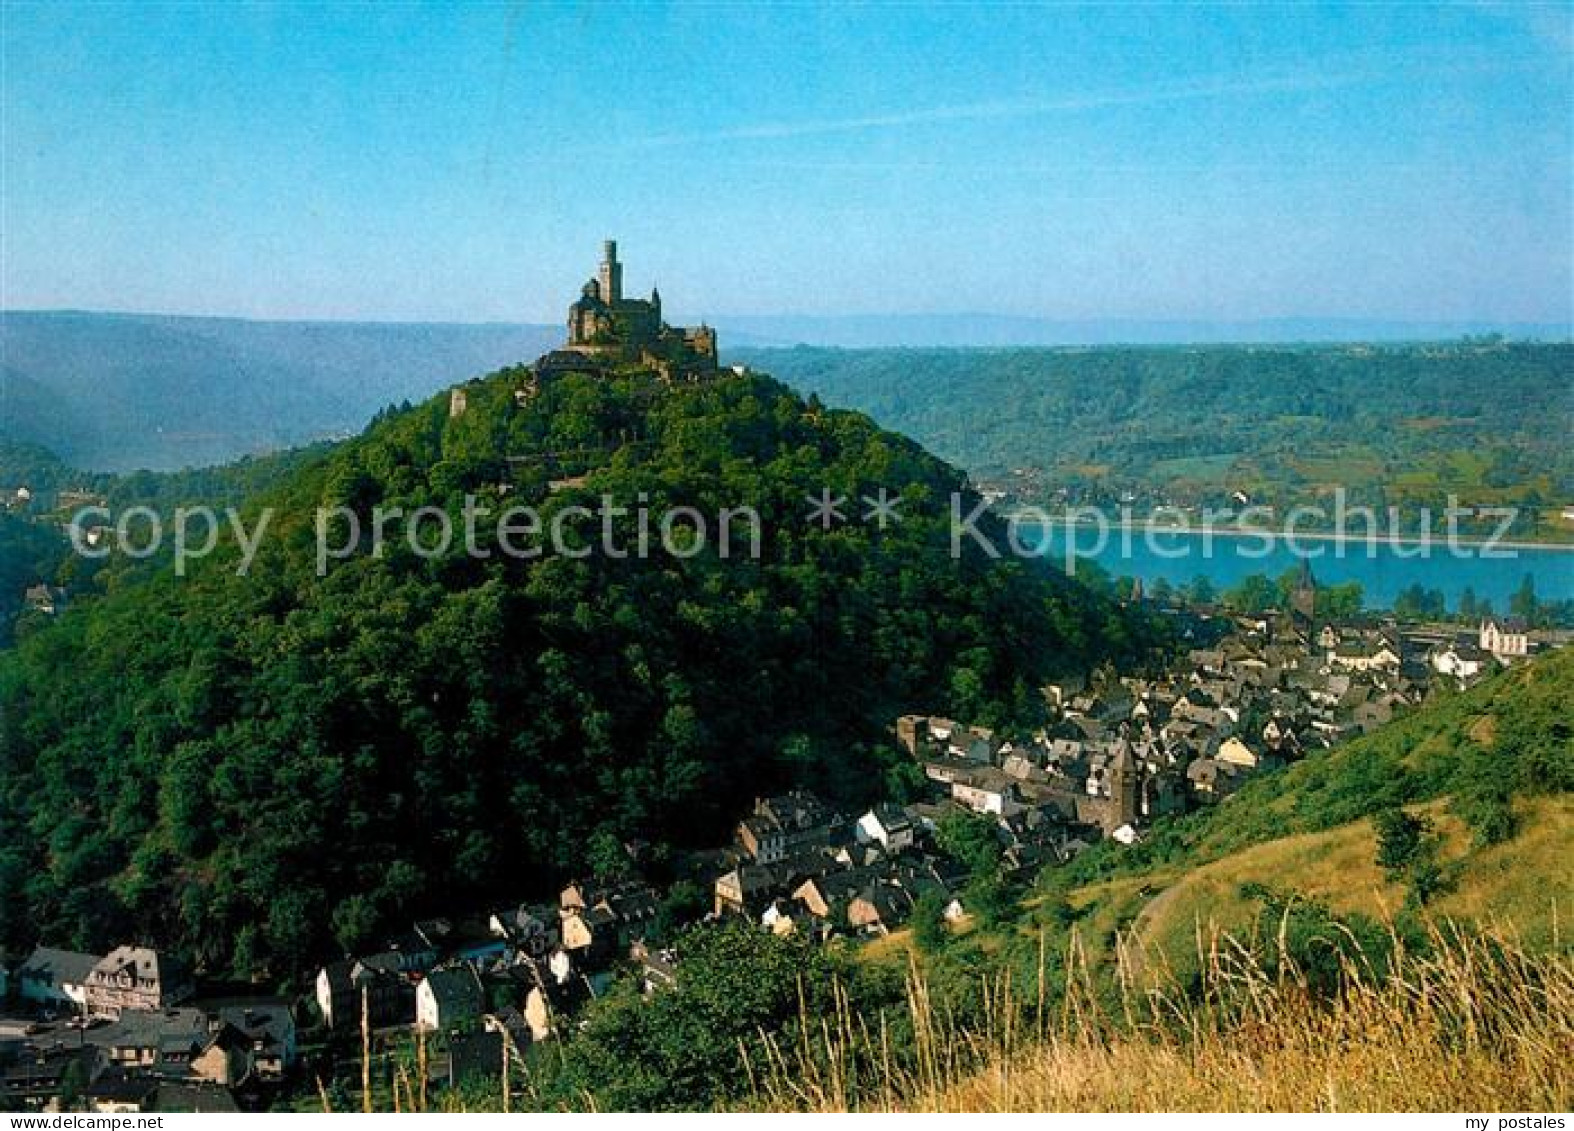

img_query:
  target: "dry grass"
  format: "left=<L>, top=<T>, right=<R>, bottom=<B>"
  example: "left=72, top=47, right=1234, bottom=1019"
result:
left=747, top=919, right=1574, bottom=1112
left=1079, top=796, right=1573, bottom=980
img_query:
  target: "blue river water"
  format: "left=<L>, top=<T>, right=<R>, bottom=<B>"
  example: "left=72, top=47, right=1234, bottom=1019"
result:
left=1017, top=522, right=1574, bottom=611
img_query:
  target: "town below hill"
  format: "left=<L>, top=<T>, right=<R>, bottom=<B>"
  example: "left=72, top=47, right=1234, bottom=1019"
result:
left=5, top=585, right=1563, bottom=1113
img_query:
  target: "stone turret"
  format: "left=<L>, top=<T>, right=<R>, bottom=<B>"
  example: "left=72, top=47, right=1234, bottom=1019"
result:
left=598, top=240, right=623, bottom=305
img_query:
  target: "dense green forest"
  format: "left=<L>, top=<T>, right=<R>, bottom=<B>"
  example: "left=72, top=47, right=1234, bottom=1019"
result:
left=0, top=514, right=65, bottom=646
left=744, top=341, right=1574, bottom=537
left=0, top=365, right=1165, bottom=977
left=0, top=439, right=336, bottom=512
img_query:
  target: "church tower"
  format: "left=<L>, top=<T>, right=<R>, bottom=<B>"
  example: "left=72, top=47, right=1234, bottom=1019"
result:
left=1108, top=738, right=1139, bottom=832
left=1291, top=559, right=1317, bottom=623
left=598, top=239, right=623, bottom=305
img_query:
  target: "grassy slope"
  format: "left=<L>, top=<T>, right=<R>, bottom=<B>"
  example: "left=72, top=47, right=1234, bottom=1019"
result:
left=1050, top=646, right=1572, bottom=962
left=1100, top=794, right=1572, bottom=980
left=870, top=650, right=1572, bottom=974
left=823, top=651, right=1574, bottom=1112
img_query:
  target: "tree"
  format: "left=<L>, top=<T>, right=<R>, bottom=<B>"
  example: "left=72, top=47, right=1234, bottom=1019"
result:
left=965, top=874, right=1015, bottom=928
left=1510, top=574, right=1539, bottom=623
left=1372, top=807, right=1451, bottom=906
left=586, top=830, right=633, bottom=885
left=1225, top=573, right=1279, bottom=614
left=910, top=890, right=948, bottom=952
left=1373, top=808, right=1430, bottom=880
left=331, top=894, right=379, bottom=955
left=1185, top=575, right=1217, bottom=605
left=653, top=880, right=708, bottom=943
left=1318, top=580, right=1364, bottom=620
left=937, top=812, right=1002, bottom=878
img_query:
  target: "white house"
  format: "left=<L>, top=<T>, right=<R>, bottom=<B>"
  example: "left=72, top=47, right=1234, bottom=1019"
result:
left=1480, top=618, right=1530, bottom=662
left=1433, top=644, right=1489, bottom=681
left=854, top=805, right=915, bottom=853
left=415, top=967, right=484, bottom=1032
left=951, top=778, right=1017, bottom=816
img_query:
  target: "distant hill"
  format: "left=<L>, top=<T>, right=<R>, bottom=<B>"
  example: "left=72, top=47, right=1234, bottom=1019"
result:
left=715, top=313, right=1572, bottom=349
left=0, top=311, right=559, bottom=472
left=741, top=341, right=1574, bottom=534
left=7, top=310, right=1568, bottom=487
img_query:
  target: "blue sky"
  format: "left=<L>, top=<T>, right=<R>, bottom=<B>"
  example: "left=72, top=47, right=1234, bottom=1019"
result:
left=2, top=1, right=1570, bottom=324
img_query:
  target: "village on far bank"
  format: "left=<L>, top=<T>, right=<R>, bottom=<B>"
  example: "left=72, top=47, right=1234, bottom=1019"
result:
left=3, top=559, right=1564, bottom=1113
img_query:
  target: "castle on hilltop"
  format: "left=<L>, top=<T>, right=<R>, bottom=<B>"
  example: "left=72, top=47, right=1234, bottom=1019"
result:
left=537, top=240, right=717, bottom=383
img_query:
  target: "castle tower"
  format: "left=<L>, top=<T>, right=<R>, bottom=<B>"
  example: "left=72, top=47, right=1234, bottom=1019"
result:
left=598, top=239, right=623, bottom=305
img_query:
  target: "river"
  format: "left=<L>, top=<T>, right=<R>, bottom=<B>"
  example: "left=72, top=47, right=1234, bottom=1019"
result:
left=1017, top=521, right=1574, bottom=610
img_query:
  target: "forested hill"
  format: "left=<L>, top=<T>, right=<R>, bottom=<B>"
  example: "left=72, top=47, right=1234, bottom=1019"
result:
left=0, top=312, right=558, bottom=472
left=742, top=342, right=1574, bottom=531
left=0, top=362, right=1165, bottom=977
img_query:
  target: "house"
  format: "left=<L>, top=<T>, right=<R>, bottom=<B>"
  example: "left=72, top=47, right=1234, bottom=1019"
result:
left=1185, top=757, right=1246, bottom=802
left=846, top=883, right=913, bottom=935
left=629, top=942, right=678, bottom=994
left=760, top=899, right=799, bottom=936
left=17, top=947, right=98, bottom=1011
left=151, top=1081, right=240, bottom=1114
left=483, top=1008, right=532, bottom=1059
left=315, top=960, right=414, bottom=1030
left=522, top=973, right=592, bottom=1043
left=600, top=883, right=661, bottom=942
left=736, top=791, right=844, bottom=864
left=1215, top=736, right=1262, bottom=770
left=416, top=967, right=485, bottom=1032
left=714, top=864, right=787, bottom=917
left=1480, top=618, right=1530, bottom=662
left=93, top=1006, right=208, bottom=1071
left=1328, top=640, right=1402, bottom=673
left=208, top=1000, right=296, bottom=1082
left=84, top=946, right=193, bottom=1018
left=895, top=714, right=931, bottom=755
left=488, top=904, right=559, bottom=958
left=3, top=1047, right=99, bottom=1109
left=1433, top=643, right=1489, bottom=681
left=370, top=934, right=439, bottom=974
left=190, top=1024, right=255, bottom=1087
left=791, top=867, right=889, bottom=922
left=949, top=770, right=1021, bottom=815
left=559, top=905, right=619, bottom=966
left=854, top=805, right=915, bottom=853
left=22, top=585, right=66, bottom=616
left=85, top=1072, right=160, bottom=1114
left=436, top=1030, right=506, bottom=1088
